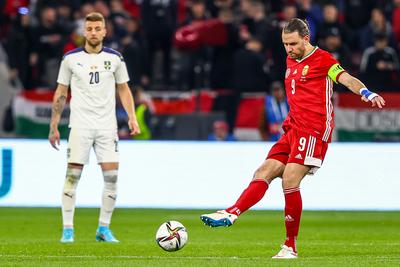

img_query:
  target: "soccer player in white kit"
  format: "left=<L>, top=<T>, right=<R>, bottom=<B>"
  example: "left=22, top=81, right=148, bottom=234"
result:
left=49, top=12, right=140, bottom=243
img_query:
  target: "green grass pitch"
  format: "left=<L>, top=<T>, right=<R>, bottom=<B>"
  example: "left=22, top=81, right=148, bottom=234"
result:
left=0, top=208, right=399, bottom=266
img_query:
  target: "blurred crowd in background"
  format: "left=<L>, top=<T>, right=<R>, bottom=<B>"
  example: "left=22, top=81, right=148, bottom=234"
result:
left=0, top=0, right=400, bottom=141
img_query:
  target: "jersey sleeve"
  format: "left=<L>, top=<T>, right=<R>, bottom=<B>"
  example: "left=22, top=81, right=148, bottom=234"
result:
left=115, top=57, right=130, bottom=84
left=320, top=52, right=346, bottom=83
left=57, top=57, right=71, bottom=86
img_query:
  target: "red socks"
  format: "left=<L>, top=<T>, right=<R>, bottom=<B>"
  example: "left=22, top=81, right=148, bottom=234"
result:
left=283, top=187, right=302, bottom=252
left=226, top=179, right=269, bottom=216
left=224, top=180, right=302, bottom=252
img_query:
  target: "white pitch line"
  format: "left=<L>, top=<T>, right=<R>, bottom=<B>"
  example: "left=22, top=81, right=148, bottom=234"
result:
left=0, top=255, right=252, bottom=260
left=0, top=255, right=399, bottom=260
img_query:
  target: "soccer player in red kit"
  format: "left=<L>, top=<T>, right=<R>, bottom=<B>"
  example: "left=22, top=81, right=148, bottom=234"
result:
left=200, top=18, right=385, bottom=259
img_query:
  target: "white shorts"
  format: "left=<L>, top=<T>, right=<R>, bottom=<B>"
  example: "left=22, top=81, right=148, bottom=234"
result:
left=67, top=128, right=119, bottom=165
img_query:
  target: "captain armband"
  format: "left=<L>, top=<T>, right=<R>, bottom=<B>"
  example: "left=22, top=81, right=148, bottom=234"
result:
left=328, top=63, right=346, bottom=83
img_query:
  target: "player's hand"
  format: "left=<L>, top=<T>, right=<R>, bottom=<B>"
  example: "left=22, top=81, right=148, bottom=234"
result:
left=128, top=118, right=141, bottom=136
left=49, top=125, right=60, bottom=150
left=361, top=94, right=386, bottom=108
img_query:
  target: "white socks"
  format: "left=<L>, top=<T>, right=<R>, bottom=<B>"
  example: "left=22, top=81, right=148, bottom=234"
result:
left=99, top=170, right=118, bottom=226
left=61, top=168, right=82, bottom=228
left=62, top=168, right=118, bottom=228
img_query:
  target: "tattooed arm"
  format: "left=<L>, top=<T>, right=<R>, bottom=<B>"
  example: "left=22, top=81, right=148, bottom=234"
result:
left=49, top=84, right=69, bottom=150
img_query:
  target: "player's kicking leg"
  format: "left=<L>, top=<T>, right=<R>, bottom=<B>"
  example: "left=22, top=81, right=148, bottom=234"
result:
left=201, top=159, right=284, bottom=227
left=96, top=164, right=119, bottom=242
left=272, top=163, right=309, bottom=259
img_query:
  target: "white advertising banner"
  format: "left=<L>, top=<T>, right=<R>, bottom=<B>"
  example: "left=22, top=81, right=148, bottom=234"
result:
left=0, top=140, right=399, bottom=210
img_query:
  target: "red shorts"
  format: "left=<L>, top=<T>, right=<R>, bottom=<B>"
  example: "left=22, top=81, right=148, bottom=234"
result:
left=266, top=128, right=329, bottom=174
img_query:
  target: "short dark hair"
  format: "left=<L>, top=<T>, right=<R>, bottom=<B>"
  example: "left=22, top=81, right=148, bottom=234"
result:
left=283, top=18, right=310, bottom=37
left=85, top=12, right=105, bottom=25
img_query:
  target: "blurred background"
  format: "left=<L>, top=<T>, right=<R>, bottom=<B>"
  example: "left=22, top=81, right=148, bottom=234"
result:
left=0, top=0, right=399, bottom=142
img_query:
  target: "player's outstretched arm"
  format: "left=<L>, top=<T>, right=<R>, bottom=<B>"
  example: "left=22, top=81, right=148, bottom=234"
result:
left=337, top=72, right=386, bottom=108
left=117, top=83, right=141, bottom=136
left=49, top=84, right=68, bottom=150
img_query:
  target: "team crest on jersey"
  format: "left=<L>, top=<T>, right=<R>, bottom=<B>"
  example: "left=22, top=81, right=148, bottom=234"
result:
left=285, top=68, right=291, bottom=78
left=104, top=61, right=111, bottom=70
left=300, top=65, right=309, bottom=81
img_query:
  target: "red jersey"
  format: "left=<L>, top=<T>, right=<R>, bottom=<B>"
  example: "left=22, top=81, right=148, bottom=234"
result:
left=283, top=47, right=345, bottom=143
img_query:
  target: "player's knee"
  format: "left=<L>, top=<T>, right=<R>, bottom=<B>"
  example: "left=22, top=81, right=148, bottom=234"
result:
left=253, top=163, right=283, bottom=182
left=103, top=170, right=118, bottom=183
left=282, top=164, right=309, bottom=189
left=252, top=175, right=276, bottom=184
left=63, top=168, right=82, bottom=192
left=282, top=179, right=298, bottom=189
left=103, top=170, right=118, bottom=192
left=282, top=174, right=301, bottom=189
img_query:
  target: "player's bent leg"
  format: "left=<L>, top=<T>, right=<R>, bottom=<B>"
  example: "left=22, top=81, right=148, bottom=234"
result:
left=60, top=164, right=83, bottom=243
left=280, top=163, right=310, bottom=255
left=201, top=159, right=285, bottom=227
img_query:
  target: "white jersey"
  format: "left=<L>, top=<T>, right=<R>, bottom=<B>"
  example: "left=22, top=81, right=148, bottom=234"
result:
left=57, top=47, right=130, bottom=130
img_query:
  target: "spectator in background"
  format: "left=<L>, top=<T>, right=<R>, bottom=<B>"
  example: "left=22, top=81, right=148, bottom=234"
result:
left=232, top=37, right=270, bottom=93
left=321, top=27, right=352, bottom=70
left=183, top=0, right=210, bottom=24
left=242, top=0, right=269, bottom=43
left=343, top=0, right=375, bottom=50
left=132, top=87, right=154, bottom=140
left=177, top=0, right=212, bottom=90
left=30, top=6, right=68, bottom=88
left=268, top=4, right=297, bottom=81
left=211, top=8, right=241, bottom=134
left=73, top=2, right=95, bottom=36
left=259, top=81, right=288, bottom=141
left=6, top=7, right=33, bottom=89
left=123, top=16, right=150, bottom=88
left=0, top=42, right=16, bottom=136
left=296, top=0, right=323, bottom=43
left=360, top=8, right=396, bottom=51
left=239, top=0, right=253, bottom=30
left=206, top=0, right=235, bottom=18
left=275, top=4, right=298, bottom=29
left=321, top=27, right=352, bottom=92
left=317, top=3, right=348, bottom=47
left=141, top=0, right=177, bottom=87
left=57, top=0, right=75, bottom=35
left=360, top=33, right=400, bottom=92
left=109, top=0, right=129, bottom=39
left=117, top=87, right=153, bottom=140
left=104, top=19, right=120, bottom=50
left=94, top=0, right=111, bottom=18
left=208, top=120, right=236, bottom=141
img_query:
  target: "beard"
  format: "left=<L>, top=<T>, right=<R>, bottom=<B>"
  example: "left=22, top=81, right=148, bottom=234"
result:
left=289, top=47, right=305, bottom=60
left=86, top=38, right=102, bottom=48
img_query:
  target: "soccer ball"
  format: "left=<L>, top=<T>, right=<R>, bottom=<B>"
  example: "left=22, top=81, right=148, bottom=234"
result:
left=156, top=221, right=188, bottom=252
